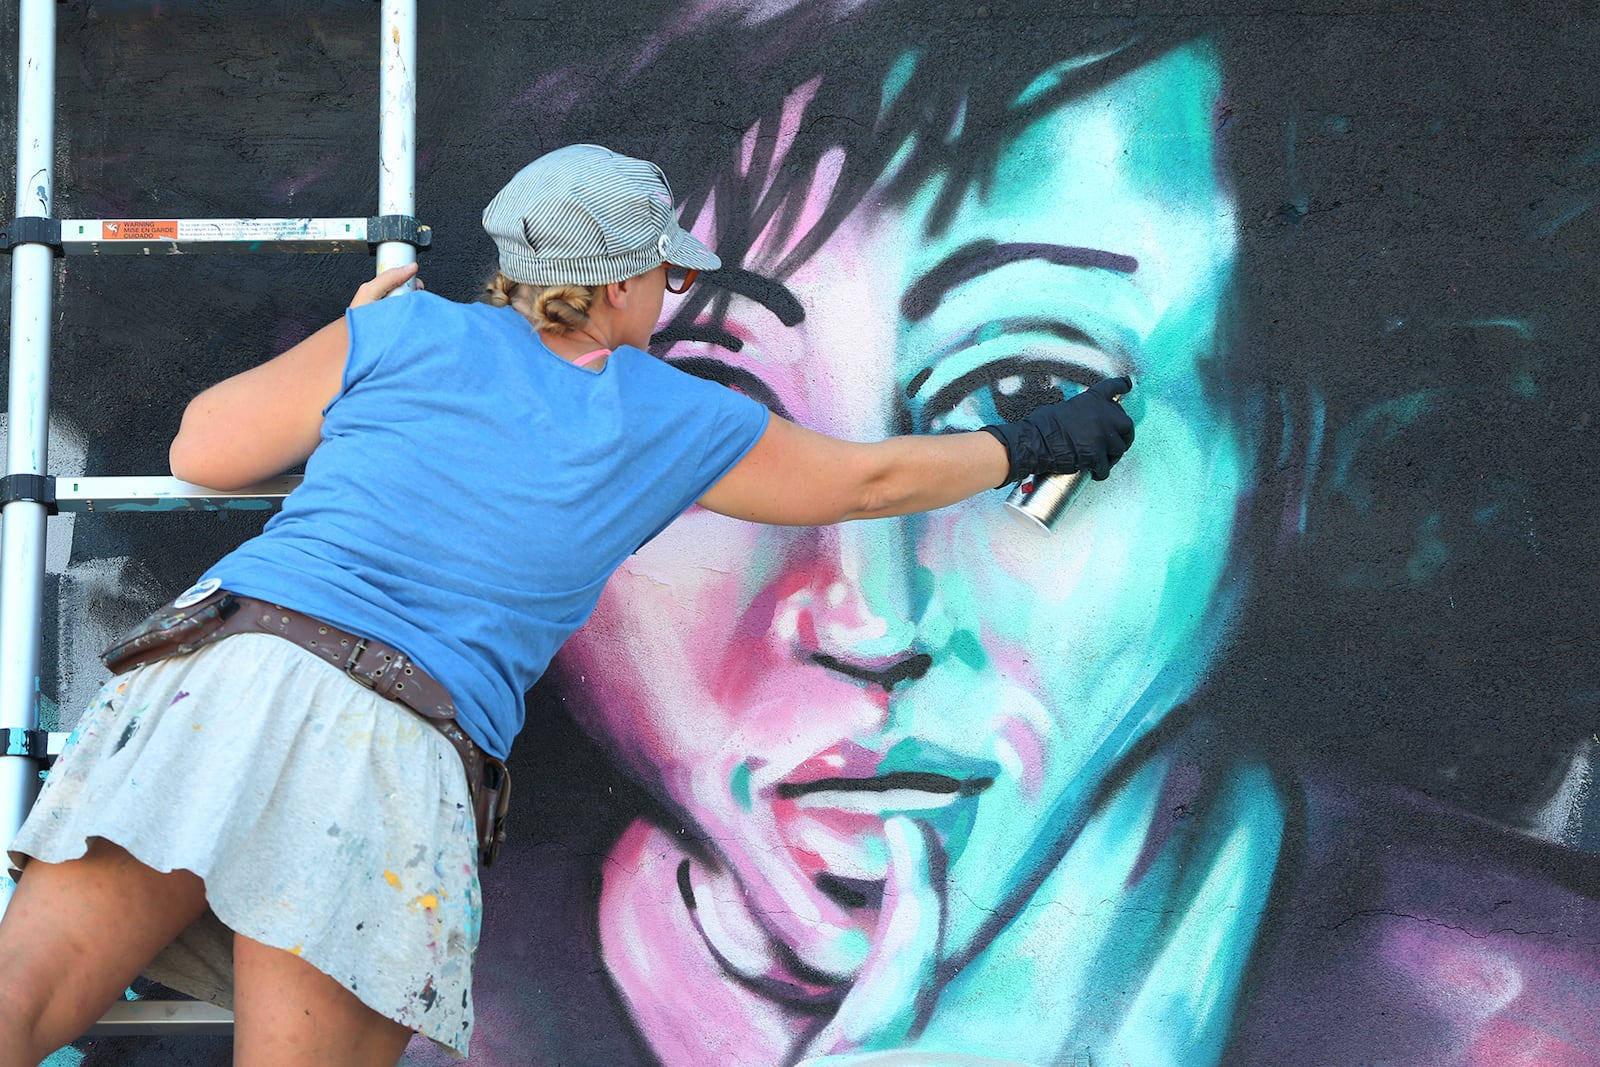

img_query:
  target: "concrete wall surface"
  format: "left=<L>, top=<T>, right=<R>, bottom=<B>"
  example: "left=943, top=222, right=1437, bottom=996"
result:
left=2, top=1, right=1598, bottom=1064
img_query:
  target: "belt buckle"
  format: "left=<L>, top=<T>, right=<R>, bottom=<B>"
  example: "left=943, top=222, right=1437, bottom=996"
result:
left=344, top=638, right=375, bottom=687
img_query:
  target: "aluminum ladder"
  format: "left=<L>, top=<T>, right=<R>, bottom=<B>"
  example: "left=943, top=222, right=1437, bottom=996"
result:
left=1, top=0, right=426, bottom=1040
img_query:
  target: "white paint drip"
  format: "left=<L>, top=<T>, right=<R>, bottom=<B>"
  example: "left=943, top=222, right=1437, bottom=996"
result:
left=1527, top=737, right=1596, bottom=848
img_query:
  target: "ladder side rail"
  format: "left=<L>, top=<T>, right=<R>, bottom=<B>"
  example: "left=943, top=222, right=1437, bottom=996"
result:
left=376, top=1, right=418, bottom=286
left=0, top=0, right=422, bottom=1037
left=0, top=0, right=58, bottom=920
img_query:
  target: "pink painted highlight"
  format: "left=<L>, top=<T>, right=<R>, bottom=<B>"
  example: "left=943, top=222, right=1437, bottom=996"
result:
left=998, top=715, right=1045, bottom=801
left=769, top=76, right=823, bottom=190
left=1382, top=913, right=1600, bottom=1067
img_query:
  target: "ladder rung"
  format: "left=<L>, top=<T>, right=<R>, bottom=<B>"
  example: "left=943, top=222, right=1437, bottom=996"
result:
left=51, top=216, right=425, bottom=255
left=87, top=1000, right=234, bottom=1036
left=0, top=728, right=64, bottom=758
left=54, top=475, right=299, bottom=513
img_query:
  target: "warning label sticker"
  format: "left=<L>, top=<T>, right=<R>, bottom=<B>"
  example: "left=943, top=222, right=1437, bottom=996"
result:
left=101, top=220, right=178, bottom=241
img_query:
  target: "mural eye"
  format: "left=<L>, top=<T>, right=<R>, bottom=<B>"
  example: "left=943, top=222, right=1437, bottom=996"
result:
left=920, top=356, right=1096, bottom=434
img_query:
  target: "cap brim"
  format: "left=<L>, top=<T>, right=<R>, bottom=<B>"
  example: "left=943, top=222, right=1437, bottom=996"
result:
left=660, top=223, right=721, bottom=271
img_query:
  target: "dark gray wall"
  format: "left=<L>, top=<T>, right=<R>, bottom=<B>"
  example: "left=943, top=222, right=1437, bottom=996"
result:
left=3, top=2, right=1598, bottom=1064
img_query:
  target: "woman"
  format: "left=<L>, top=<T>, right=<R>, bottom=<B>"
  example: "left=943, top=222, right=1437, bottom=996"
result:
left=0, top=144, right=1133, bottom=1066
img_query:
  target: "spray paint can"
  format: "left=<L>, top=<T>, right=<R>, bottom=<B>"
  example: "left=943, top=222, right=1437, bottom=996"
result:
left=1003, top=384, right=1128, bottom=533
left=1004, top=470, right=1089, bottom=532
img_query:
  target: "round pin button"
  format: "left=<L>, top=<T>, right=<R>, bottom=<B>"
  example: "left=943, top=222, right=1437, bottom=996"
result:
left=172, top=576, right=222, bottom=609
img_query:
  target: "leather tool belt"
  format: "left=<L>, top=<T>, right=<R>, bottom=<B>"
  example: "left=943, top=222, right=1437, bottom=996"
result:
left=100, top=587, right=511, bottom=866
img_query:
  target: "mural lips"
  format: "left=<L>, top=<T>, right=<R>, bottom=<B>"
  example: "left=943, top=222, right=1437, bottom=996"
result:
left=768, top=745, right=998, bottom=891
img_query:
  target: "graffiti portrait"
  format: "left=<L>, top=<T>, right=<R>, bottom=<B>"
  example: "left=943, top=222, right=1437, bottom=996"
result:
left=467, top=5, right=1600, bottom=1066
left=566, top=31, right=1264, bottom=1067
left=4, top=2, right=1597, bottom=1065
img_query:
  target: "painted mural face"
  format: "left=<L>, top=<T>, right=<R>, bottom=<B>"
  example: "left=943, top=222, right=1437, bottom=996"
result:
left=563, top=41, right=1245, bottom=982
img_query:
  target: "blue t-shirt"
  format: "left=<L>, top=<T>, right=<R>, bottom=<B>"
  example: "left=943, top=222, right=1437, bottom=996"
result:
left=205, top=292, right=769, bottom=759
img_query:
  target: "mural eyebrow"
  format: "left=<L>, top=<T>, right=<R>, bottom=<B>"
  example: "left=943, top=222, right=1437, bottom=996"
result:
left=900, top=240, right=1140, bottom=322
left=652, top=323, right=744, bottom=351
left=700, top=268, right=806, bottom=327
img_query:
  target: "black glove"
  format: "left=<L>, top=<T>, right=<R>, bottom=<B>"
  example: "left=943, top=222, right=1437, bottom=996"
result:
left=979, top=376, right=1135, bottom=485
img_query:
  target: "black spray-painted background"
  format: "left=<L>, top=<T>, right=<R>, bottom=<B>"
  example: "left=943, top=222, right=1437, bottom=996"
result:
left=2, top=2, right=1598, bottom=1064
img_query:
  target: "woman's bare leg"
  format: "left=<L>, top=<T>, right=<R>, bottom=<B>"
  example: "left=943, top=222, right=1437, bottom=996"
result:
left=0, top=838, right=209, bottom=1067
left=232, top=934, right=413, bottom=1067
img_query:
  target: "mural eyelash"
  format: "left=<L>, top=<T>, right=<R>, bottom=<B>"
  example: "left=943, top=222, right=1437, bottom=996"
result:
left=920, top=355, right=1092, bottom=434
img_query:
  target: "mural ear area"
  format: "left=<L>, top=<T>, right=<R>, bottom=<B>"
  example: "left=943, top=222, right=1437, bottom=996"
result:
left=1318, top=374, right=1549, bottom=593
left=1269, top=335, right=1585, bottom=809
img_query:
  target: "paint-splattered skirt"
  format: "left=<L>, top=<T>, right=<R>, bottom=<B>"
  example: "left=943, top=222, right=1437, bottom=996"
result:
left=6, top=632, right=481, bottom=1057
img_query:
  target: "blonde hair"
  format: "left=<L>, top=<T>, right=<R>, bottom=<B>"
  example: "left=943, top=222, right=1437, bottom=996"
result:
left=480, top=271, right=603, bottom=335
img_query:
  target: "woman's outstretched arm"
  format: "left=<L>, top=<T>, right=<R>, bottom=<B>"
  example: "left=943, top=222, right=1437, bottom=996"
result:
left=696, top=415, right=1011, bottom=525
left=698, top=376, right=1134, bottom=526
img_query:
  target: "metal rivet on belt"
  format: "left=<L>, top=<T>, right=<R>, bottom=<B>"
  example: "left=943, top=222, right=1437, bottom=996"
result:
left=318, top=626, right=328, bottom=635
left=403, top=666, right=413, bottom=675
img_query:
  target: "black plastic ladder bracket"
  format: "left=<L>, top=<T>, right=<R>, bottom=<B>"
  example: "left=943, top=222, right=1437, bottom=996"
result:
left=0, top=728, right=51, bottom=759
left=366, top=214, right=432, bottom=251
left=0, top=216, right=64, bottom=256
left=0, top=474, right=59, bottom=515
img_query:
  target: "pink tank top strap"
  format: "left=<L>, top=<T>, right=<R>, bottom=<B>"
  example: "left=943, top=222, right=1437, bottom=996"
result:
left=573, top=348, right=611, bottom=368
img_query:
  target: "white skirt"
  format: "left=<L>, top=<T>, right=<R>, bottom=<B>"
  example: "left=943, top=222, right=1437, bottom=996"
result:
left=7, top=632, right=481, bottom=1057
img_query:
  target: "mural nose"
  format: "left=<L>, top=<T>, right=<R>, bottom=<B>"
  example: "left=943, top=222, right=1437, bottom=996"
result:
left=775, top=520, right=926, bottom=686
left=809, top=648, right=934, bottom=692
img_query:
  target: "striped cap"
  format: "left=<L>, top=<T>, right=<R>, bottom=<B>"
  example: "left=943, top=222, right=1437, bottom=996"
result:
left=482, top=144, right=720, bottom=286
